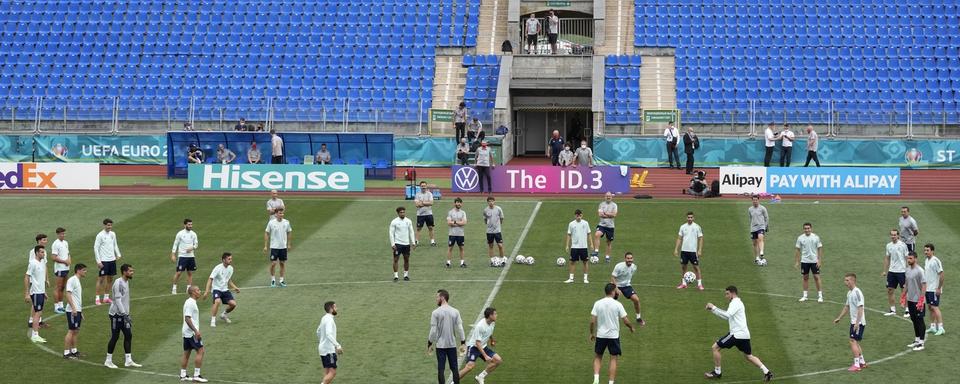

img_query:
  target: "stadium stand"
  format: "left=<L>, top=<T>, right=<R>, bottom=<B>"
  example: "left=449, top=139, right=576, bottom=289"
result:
left=462, top=54, right=500, bottom=124
left=604, top=55, right=642, bottom=124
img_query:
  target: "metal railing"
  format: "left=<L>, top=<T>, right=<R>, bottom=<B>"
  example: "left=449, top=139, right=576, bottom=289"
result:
left=519, top=17, right=594, bottom=55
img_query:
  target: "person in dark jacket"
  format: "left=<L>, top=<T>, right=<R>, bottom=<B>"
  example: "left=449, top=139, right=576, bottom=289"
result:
left=682, top=127, right=699, bottom=174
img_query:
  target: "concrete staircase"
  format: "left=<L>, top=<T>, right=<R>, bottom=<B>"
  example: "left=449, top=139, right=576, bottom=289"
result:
left=599, top=0, right=635, bottom=55
left=430, top=55, right=467, bottom=136
left=639, top=55, right=677, bottom=133
left=476, top=0, right=508, bottom=55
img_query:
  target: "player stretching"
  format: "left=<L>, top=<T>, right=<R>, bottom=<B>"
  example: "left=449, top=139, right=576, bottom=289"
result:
left=565, top=209, right=595, bottom=284
left=94, top=218, right=122, bottom=306
left=51, top=227, right=71, bottom=314
left=263, top=209, right=292, bottom=287
left=833, top=273, right=868, bottom=372
left=414, top=181, right=437, bottom=246
left=63, top=264, right=86, bottom=359
left=794, top=222, right=824, bottom=302
left=181, top=286, right=208, bottom=382
left=460, top=307, right=501, bottom=384
left=610, top=252, right=645, bottom=324
left=674, top=211, right=704, bottom=290
left=704, top=286, right=773, bottom=382
left=747, top=195, right=769, bottom=264
left=590, top=283, right=635, bottom=384
left=171, top=219, right=199, bottom=295
left=483, top=196, right=505, bottom=266
left=25, top=245, right=48, bottom=343
left=593, top=192, right=618, bottom=263
left=446, top=198, right=468, bottom=268
left=317, top=301, right=343, bottom=384
left=882, top=229, right=909, bottom=316
left=389, top=207, right=416, bottom=282
left=203, top=252, right=239, bottom=327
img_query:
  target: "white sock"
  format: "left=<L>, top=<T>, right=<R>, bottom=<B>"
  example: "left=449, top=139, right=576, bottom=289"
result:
left=478, top=371, right=488, bottom=378
left=858, top=355, right=865, bottom=365
left=279, top=278, right=284, bottom=283
left=124, top=353, right=132, bottom=362
left=172, top=284, right=177, bottom=291
left=56, top=301, right=63, bottom=308
left=32, top=330, right=38, bottom=337
left=271, top=277, right=276, bottom=282
left=594, top=374, right=600, bottom=381
left=430, top=239, right=436, bottom=244
left=181, top=369, right=187, bottom=377
left=64, top=349, right=70, bottom=355
left=760, top=364, right=769, bottom=374
left=446, top=260, right=451, bottom=265
left=393, top=272, right=399, bottom=278
left=818, top=291, right=823, bottom=298
left=106, top=353, right=112, bottom=361
left=403, top=271, right=409, bottom=277
left=697, top=279, right=702, bottom=286
left=71, top=348, right=77, bottom=353
left=584, top=274, right=589, bottom=279
left=194, top=368, right=201, bottom=376
left=680, top=279, right=686, bottom=285
left=569, top=274, right=575, bottom=280
left=211, top=316, right=216, bottom=323
left=802, top=291, right=808, bottom=297
left=460, top=260, right=465, bottom=265
left=609, top=381, right=614, bottom=384
left=594, top=249, right=599, bottom=253
left=104, top=294, right=110, bottom=299
left=853, top=358, right=859, bottom=366
left=890, top=306, right=896, bottom=312
left=714, top=367, right=721, bottom=374
left=186, top=285, right=191, bottom=292
left=938, top=323, right=944, bottom=330
left=915, top=337, right=921, bottom=342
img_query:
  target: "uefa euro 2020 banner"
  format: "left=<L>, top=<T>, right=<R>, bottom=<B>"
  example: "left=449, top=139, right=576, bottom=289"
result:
left=0, top=163, right=100, bottom=190
left=450, top=165, right=631, bottom=194
left=188, top=164, right=365, bottom=192
left=0, top=135, right=166, bottom=164
left=719, top=166, right=900, bottom=195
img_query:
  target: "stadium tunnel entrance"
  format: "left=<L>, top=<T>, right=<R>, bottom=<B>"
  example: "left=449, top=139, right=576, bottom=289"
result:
left=511, top=89, right=592, bottom=158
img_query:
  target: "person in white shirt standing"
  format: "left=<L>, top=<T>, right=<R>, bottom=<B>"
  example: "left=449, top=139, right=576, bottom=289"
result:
left=25, top=233, right=48, bottom=329
left=589, top=283, right=635, bottom=384
left=762, top=123, right=779, bottom=167
left=180, top=286, right=208, bottom=383
left=94, top=218, right=122, bottom=306
left=51, top=227, right=72, bottom=314
left=565, top=209, right=595, bottom=284
left=882, top=229, right=909, bottom=316
left=63, top=263, right=87, bottom=359
left=203, top=252, right=240, bottom=328
left=664, top=121, right=681, bottom=169
left=704, top=286, right=773, bottom=382
left=833, top=273, right=868, bottom=372
left=267, top=189, right=285, bottom=218
left=25, top=245, right=48, bottom=343
left=317, top=301, right=343, bottom=384
left=923, top=243, right=945, bottom=336
left=524, top=13, right=541, bottom=54
left=263, top=209, right=293, bottom=288
left=171, top=219, right=199, bottom=295
left=794, top=222, right=824, bottom=302
left=779, top=124, right=795, bottom=167
left=459, top=307, right=501, bottom=384
left=474, top=141, right=495, bottom=194
left=673, top=211, right=704, bottom=290
left=610, top=252, right=644, bottom=325
left=390, top=206, right=416, bottom=282
left=593, top=192, right=618, bottom=263
left=270, top=128, right=284, bottom=164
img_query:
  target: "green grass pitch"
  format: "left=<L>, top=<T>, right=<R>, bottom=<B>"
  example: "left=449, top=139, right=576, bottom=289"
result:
left=1, top=196, right=957, bottom=383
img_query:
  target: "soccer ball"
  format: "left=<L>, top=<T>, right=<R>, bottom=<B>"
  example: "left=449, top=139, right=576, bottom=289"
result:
left=589, top=256, right=600, bottom=264
left=525, top=256, right=535, bottom=265
left=516, top=255, right=526, bottom=264
left=756, top=258, right=768, bottom=266
left=556, top=257, right=566, bottom=266
left=683, top=271, right=697, bottom=284
left=490, top=258, right=503, bottom=267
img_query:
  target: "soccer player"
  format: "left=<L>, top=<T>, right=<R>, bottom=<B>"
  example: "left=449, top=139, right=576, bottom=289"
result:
left=923, top=244, right=945, bottom=335
left=593, top=192, right=618, bottom=263
left=26, top=233, right=49, bottom=330
left=747, top=195, right=769, bottom=264
left=483, top=196, right=505, bottom=266
left=25, top=245, right=48, bottom=343
left=899, top=206, right=919, bottom=253
left=267, top=189, right=285, bottom=218
left=317, top=301, right=343, bottom=384
left=704, top=286, right=774, bottom=382
left=105, top=263, right=141, bottom=368
left=833, top=273, right=867, bottom=372
left=180, top=286, right=207, bottom=382
left=446, top=198, right=468, bottom=268
left=882, top=229, right=909, bottom=316
left=460, top=307, right=501, bottom=384
left=905, top=251, right=927, bottom=351
left=170, top=218, right=199, bottom=295
left=390, top=207, right=416, bottom=281
left=565, top=209, right=595, bottom=284
left=673, top=211, right=704, bottom=290
left=203, top=252, right=240, bottom=327
left=414, top=181, right=437, bottom=246
left=94, top=218, right=122, bottom=306
left=427, top=289, right=465, bottom=384
left=51, top=227, right=71, bottom=314
left=794, top=222, right=824, bottom=302
left=610, top=252, right=644, bottom=324
left=263, top=208, right=292, bottom=288
left=590, top=283, right=636, bottom=384
left=63, top=263, right=86, bottom=359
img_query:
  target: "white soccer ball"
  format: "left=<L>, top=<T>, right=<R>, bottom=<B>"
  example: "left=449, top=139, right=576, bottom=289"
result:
left=756, top=258, right=768, bottom=266
left=515, top=255, right=526, bottom=264
left=556, top=257, right=566, bottom=266
left=491, top=258, right=504, bottom=267
left=683, top=271, right=697, bottom=284
left=525, top=256, right=535, bottom=265
left=589, top=256, right=600, bottom=264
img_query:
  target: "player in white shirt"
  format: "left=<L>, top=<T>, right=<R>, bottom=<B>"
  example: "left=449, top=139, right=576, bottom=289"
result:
left=51, top=228, right=72, bottom=314
left=263, top=209, right=293, bottom=288
left=203, top=252, right=240, bottom=327
left=833, top=273, right=868, bottom=372
left=25, top=245, right=48, bottom=343
left=565, top=209, right=595, bottom=284
left=593, top=192, right=618, bottom=263
left=94, top=218, right=122, bottom=306
left=170, top=219, right=199, bottom=295
left=446, top=198, right=468, bottom=268
left=882, top=229, right=909, bottom=316
left=923, top=244, right=945, bottom=335
left=794, top=222, right=824, bottom=302
left=267, top=189, right=285, bottom=218
left=25, top=233, right=48, bottom=329
left=459, top=307, right=501, bottom=384
left=673, top=211, right=704, bottom=290
left=704, top=286, right=773, bottom=382
left=317, top=301, right=343, bottom=384
left=63, top=263, right=87, bottom=359
left=414, top=181, right=437, bottom=246
left=180, top=286, right=208, bottom=383
left=590, top=283, right=635, bottom=384
left=610, top=252, right=644, bottom=324
left=390, top=206, right=417, bottom=281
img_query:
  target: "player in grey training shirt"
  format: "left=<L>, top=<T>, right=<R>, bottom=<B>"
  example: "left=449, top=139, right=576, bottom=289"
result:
left=483, top=196, right=505, bottom=266
left=427, top=289, right=465, bottom=384
left=898, top=206, right=919, bottom=253
left=593, top=192, right=618, bottom=263
left=104, top=264, right=141, bottom=369
left=747, top=195, right=769, bottom=264
left=905, top=252, right=927, bottom=351
left=415, top=181, right=437, bottom=246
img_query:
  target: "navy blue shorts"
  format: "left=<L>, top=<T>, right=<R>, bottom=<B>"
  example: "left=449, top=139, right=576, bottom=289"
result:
left=618, top=286, right=637, bottom=299
left=393, top=244, right=411, bottom=257
left=176, top=257, right=197, bottom=272
left=716, top=333, right=752, bottom=355
left=486, top=233, right=503, bottom=245
left=467, top=346, right=497, bottom=362
left=31, top=293, right=45, bottom=312
left=849, top=324, right=865, bottom=341
left=570, top=248, right=589, bottom=262
left=680, top=251, right=699, bottom=265
left=448, top=236, right=465, bottom=247
left=183, top=336, right=204, bottom=351
left=54, top=270, right=68, bottom=278
left=270, top=248, right=288, bottom=261
left=926, top=292, right=941, bottom=307
left=213, top=290, right=235, bottom=304
left=596, top=226, right=615, bottom=241
left=750, top=229, right=765, bottom=240
left=906, top=243, right=916, bottom=253
left=67, top=311, right=83, bottom=330
left=417, top=215, right=434, bottom=229
left=594, top=337, right=621, bottom=356
left=321, top=353, right=338, bottom=369
left=99, top=260, right=117, bottom=276
left=800, top=262, right=820, bottom=275
left=886, top=272, right=906, bottom=289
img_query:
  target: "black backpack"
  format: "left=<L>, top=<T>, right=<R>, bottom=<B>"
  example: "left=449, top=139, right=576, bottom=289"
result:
left=709, top=180, right=721, bottom=197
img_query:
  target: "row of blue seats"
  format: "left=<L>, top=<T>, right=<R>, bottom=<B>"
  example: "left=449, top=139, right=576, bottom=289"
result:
left=462, top=55, right=502, bottom=67
left=605, top=68, right=641, bottom=79
left=604, top=55, right=643, bottom=67
left=637, top=35, right=960, bottom=48
left=676, top=78, right=959, bottom=91
left=676, top=91, right=959, bottom=104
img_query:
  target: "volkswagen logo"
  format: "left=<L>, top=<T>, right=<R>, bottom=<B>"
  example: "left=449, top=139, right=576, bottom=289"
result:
left=454, top=167, right=479, bottom=191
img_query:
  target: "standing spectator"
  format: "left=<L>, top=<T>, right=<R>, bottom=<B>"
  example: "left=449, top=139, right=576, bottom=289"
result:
left=803, top=125, right=820, bottom=167
left=474, top=141, right=495, bottom=194
left=547, top=130, right=565, bottom=166
left=427, top=289, right=465, bottom=384
left=255, top=124, right=264, bottom=132
left=234, top=118, right=247, bottom=131
left=559, top=143, right=575, bottom=167
left=183, top=122, right=194, bottom=131
left=682, top=127, right=699, bottom=174
left=664, top=122, right=681, bottom=169
left=316, top=144, right=332, bottom=165
left=216, top=144, right=236, bottom=164
left=454, top=102, right=468, bottom=144
left=524, top=14, right=541, bottom=54
left=547, top=10, right=560, bottom=55
left=247, top=142, right=262, bottom=164
left=456, top=138, right=471, bottom=166
left=779, top=124, right=795, bottom=167
left=574, top=140, right=594, bottom=167
left=763, top=123, right=779, bottom=167
left=270, top=129, right=284, bottom=164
